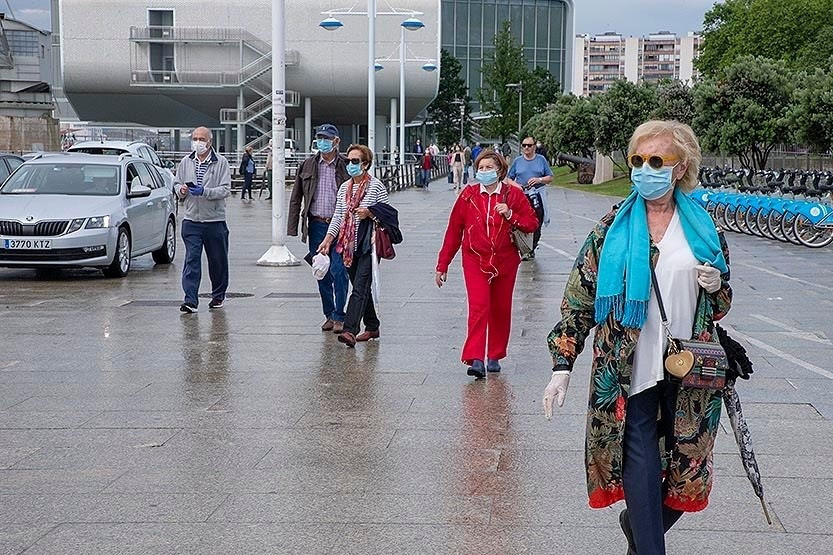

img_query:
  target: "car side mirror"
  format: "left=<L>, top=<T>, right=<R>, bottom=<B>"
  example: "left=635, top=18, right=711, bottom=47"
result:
left=128, top=184, right=152, bottom=198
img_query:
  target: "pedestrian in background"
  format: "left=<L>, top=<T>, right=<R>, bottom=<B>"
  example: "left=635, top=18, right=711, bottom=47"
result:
left=288, top=123, right=350, bottom=333
left=435, top=150, right=538, bottom=378
left=420, top=150, right=433, bottom=188
left=508, top=135, right=553, bottom=259
left=463, top=144, right=472, bottom=181
left=450, top=145, right=465, bottom=193
left=535, top=140, right=549, bottom=161
left=174, top=127, right=232, bottom=313
left=501, top=141, right=512, bottom=159
left=317, top=145, right=390, bottom=348
left=471, top=142, right=483, bottom=176
left=239, top=146, right=256, bottom=201
left=543, top=120, right=732, bottom=555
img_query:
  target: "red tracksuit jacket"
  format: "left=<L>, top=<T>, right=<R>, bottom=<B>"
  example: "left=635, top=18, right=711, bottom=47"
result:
left=437, top=181, right=539, bottom=279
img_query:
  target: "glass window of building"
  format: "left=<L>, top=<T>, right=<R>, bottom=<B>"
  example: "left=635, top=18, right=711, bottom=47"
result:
left=6, top=31, right=39, bottom=57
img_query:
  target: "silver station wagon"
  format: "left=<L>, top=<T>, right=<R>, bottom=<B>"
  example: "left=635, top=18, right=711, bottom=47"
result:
left=0, top=153, right=177, bottom=277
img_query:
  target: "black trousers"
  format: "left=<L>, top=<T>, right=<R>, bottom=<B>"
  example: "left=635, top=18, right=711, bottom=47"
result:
left=344, top=252, right=380, bottom=335
left=622, top=381, right=684, bottom=555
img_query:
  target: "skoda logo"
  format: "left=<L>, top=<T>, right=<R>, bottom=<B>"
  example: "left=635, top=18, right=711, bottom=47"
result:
left=25, top=215, right=34, bottom=222
left=811, top=207, right=821, bottom=218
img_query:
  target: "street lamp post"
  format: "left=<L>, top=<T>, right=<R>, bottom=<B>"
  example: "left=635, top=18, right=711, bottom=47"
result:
left=257, top=0, right=299, bottom=266
left=506, top=82, right=523, bottom=143
left=398, top=18, right=424, bottom=163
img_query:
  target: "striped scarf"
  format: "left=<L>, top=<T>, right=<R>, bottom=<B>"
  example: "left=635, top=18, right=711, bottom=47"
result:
left=336, top=175, right=369, bottom=268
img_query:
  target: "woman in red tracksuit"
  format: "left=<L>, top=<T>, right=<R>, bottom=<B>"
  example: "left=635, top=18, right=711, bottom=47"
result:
left=435, top=150, right=539, bottom=379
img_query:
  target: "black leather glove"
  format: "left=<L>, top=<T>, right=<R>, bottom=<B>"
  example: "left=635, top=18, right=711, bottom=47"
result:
left=716, top=324, right=754, bottom=382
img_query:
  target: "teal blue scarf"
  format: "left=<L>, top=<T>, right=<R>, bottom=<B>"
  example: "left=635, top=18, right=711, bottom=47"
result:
left=594, top=188, right=728, bottom=329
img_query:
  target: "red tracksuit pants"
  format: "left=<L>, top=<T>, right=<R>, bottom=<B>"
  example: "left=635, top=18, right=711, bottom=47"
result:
left=461, top=256, right=519, bottom=365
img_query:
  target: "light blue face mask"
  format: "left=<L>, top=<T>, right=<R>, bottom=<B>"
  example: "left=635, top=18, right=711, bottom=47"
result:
left=316, top=138, right=334, bottom=153
left=631, top=164, right=676, bottom=200
left=476, top=169, right=499, bottom=186
left=346, top=162, right=364, bottom=177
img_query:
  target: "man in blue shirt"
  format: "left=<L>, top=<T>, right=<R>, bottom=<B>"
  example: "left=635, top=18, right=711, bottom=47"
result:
left=507, top=136, right=553, bottom=259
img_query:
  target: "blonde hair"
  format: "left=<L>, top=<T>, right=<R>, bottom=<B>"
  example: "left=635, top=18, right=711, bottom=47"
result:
left=628, top=120, right=701, bottom=193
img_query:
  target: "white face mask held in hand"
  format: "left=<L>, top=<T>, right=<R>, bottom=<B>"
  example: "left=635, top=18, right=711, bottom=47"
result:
left=312, top=253, right=330, bottom=280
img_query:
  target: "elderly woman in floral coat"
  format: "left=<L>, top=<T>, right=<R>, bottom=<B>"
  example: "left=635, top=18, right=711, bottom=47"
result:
left=542, top=120, right=732, bottom=555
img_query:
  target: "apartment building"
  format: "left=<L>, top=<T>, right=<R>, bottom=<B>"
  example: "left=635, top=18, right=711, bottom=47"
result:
left=572, top=31, right=702, bottom=96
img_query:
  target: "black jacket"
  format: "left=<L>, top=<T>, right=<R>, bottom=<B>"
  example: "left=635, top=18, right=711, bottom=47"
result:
left=357, top=202, right=402, bottom=257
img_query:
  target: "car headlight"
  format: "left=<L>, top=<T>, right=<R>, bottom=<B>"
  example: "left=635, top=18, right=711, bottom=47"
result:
left=85, top=215, right=111, bottom=229
left=65, top=218, right=86, bottom=234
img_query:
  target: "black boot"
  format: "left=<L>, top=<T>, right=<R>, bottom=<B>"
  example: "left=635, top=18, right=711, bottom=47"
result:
left=619, top=509, right=637, bottom=555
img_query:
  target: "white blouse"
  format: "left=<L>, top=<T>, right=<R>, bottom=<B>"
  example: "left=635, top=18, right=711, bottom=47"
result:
left=631, top=209, right=700, bottom=396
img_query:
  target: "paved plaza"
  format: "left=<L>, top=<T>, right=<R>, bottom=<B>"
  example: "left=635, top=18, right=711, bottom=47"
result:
left=1, top=180, right=832, bottom=554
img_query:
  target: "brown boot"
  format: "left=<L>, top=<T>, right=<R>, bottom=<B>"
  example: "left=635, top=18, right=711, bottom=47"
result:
left=332, top=321, right=344, bottom=334
left=356, top=329, right=380, bottom=342
left=337, top=331, right=357, bottom=348
left=321, top=319, right=335, bottom=332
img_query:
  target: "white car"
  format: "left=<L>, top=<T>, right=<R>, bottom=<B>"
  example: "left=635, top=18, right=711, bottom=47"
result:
left=0, top=153, right=177, bottom=278
left=67, top=140, right=175, bottom=191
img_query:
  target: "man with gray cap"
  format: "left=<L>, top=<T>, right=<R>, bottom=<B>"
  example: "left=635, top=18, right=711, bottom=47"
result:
left=288, top=123, right=350, bottom=333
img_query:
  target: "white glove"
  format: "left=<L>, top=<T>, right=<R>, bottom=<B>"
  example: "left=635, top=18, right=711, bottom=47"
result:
left=695, top=263, right=722, bottom=293
left=543, top=371, right=571, bottom=419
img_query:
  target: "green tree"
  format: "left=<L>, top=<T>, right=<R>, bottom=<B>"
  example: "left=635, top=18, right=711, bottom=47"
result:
left=594, top=80, right=658, bottom=168
left=693, top=56, right=795, bottom=169
left=427, top=49, right=472, bottom=149
left=792, top=65, right=833, bottom=153
left=478, top=21, right=527, bottom=141
left=523, top=66, right=562, bottom=117
left=652, top=80, right=695, bottom=125
left=697, top=0, right=833, bottom=76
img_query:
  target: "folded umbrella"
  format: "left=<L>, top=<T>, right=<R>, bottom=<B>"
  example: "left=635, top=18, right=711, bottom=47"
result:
left=722, top=382, right=772, bottom=525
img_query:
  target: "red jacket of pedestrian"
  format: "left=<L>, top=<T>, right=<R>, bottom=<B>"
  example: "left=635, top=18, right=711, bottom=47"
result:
left=437, top=180, right=539, bottom=280
left=421, top=152, right=432, bottom=170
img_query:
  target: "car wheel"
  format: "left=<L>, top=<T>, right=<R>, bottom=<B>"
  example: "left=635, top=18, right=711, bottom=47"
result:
left=152, top=218, right=176, bottom=264
left=103, top=227, right=131, bottom=278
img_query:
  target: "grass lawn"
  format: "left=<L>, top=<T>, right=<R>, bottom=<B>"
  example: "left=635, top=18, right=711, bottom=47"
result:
left=550, top=166, right=633, bottom=199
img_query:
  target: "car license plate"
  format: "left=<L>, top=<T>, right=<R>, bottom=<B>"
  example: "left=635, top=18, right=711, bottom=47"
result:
left=3, top=239, right=52, bottom=250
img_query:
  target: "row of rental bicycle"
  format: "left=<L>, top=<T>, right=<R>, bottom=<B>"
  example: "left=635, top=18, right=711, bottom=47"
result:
left=692, top=166, right=833, bottom=248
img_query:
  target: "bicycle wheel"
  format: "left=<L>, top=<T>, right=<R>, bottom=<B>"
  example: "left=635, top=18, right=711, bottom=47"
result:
left=714, top=203, right=727, bottom=229
left=745, top=207, right=763, bottom=237
left=794, top=215, right=833, bottom=248
left=767, top=210, right=788, bottom=242
left=723, top=205, right=740, bottom=233
left=735, top=206, right=751, bottom=234
left=755, top=209, right=775, bottom=240
left=781, top=212, right=802, bottom=245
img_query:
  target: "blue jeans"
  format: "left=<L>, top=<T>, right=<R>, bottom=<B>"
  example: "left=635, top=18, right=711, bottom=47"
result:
left=307, top=218, right=348, bottom=322
left=622, top=382, right=684, bottom=555
left=421, top=169, right=431, bottom=187
left=181, top=220, right=229, bottom=306
left=242, top=172, right=254, bottom=199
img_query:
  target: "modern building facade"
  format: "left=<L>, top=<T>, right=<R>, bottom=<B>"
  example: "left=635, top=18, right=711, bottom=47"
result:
left=58, top=0, right=441, bottom=153
left=441, top=0, right=574, bottom=108
left=0, top=13, right=59, bottom=151
left=572, top=31, right=702, bottom=96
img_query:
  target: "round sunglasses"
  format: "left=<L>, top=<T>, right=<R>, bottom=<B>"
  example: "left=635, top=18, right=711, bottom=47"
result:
left=628, top=153, right=678, bottom=170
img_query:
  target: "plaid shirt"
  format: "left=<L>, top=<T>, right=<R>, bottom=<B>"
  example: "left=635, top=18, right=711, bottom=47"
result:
left=310, top=156, right=338, bottom=219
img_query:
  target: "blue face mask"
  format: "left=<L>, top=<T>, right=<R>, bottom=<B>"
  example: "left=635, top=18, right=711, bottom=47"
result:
left=316, top=138, right=334, bottom=153
left=476, top=169, right=498, bottom=186
left=631, top=164, right=676, bottom=200
left=346, top=162, right=364, bottom=177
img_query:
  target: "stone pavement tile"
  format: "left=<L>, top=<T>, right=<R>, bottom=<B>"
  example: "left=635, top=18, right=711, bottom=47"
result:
left=330, top=524, right=626, bottom=555
left=19, top=523, right=205, bottom=555
left=0, top=392, right=30, bottom=411
left=255, top=444, right=388, bottom=470
left=378, top=447, right=501, bottom=473
left=765, top=478, right=833, bottom=535
left=80, top=408, right=304, bottom=430
left=733, top=402, right=823, bottom=420
left=714, top=453, right=832, bottom=479
left=209, top=493, right=492, bottom=525
left=666, top=529, right=825, bottom=555
left=397, top=411, right=509, bottom=431
left=294, top=410, right=406, bottom=430
left=387, top=429, right=509, bottom=451
left=490, top=494, right=616, bottom=527
left=714, top=419, right=833, bottom=456
left=0, top=469, right=124, bottom=494
left=0, top=447, right=39, bottom=470
left=0, top=410, right=101, bottom=430
left=496, top=449, right=587, bottom=473
left=0, top=494, right=100, bottom=524
left=0, top=524, right=56, bottom=555
left=77, top=493, right=229, bottom=524
left=197, top=523, right=341, bottom=555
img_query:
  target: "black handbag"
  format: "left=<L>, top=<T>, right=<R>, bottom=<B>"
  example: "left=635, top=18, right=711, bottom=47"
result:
left=651, top=267, right=728, bottom=390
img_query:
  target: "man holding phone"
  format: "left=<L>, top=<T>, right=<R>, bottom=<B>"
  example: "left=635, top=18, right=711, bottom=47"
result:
left=508, top=136, right=553, bottom=259
left=173, top=127, right=232, bottom=313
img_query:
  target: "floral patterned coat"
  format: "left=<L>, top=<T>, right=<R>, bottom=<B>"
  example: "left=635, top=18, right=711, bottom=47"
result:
left=547, top=206, right=733, bottom=512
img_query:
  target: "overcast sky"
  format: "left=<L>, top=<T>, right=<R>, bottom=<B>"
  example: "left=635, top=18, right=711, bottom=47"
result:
left=6, top=0, right=721, bottom=37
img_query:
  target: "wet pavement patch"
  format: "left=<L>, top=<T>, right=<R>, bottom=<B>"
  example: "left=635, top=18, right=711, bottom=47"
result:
left=198, top=292, right=255, bottom=299
left=263, top=292, right=319, bottom=299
